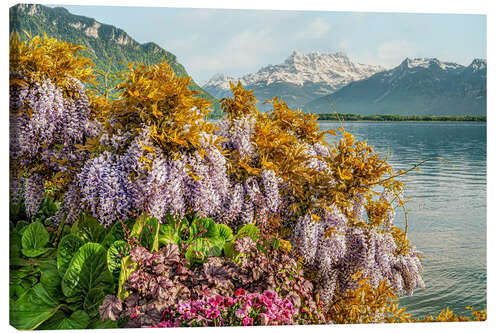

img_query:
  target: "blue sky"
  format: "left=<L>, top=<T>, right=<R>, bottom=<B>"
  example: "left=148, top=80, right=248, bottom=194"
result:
left=52, top=4, right=486, bottom=84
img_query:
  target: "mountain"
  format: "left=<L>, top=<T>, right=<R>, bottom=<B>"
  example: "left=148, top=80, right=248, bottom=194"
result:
left=9, top=4, right=220, bottom=113
left=203, top=51, right=384, bottom=109
left=304, top=57, right=486, bottom=116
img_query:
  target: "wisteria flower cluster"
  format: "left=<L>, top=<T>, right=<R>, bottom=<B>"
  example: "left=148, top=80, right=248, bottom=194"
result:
left=10, top=74, right=99, bottom=221
left=294, top=202, right=424, bottom=304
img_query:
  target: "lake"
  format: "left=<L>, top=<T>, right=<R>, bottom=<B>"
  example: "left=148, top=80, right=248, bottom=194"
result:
left=319, top=121, right=487, bottom=318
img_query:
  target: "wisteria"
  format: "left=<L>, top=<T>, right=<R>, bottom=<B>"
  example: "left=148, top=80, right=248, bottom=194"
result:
left=293, top=203, right=425, bottom=304
left=24, top=172, right=44, bottom=217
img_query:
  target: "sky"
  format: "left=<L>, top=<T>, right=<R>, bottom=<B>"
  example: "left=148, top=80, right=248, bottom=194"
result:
left=50, top=4, right=486, bottom=84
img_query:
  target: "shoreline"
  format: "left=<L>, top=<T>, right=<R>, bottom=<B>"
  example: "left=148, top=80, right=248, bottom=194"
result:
left=315, top=114, right=486, bottom=122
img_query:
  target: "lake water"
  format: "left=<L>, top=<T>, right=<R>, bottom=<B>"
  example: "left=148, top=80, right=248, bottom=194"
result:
left=319, top=121, right=487, bottom=318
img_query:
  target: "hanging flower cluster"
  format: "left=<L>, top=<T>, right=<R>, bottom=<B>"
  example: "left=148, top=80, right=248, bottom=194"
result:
left=9, top=34, right=98, bottom=220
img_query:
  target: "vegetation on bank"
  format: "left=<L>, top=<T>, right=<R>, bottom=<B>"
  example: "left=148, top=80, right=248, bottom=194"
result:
left=9, top=34, right=485, bottom=330
left=316, top=113, right=487, bottom=122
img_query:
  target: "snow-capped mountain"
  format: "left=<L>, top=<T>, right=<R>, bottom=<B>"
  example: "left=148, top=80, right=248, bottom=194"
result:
left=305, top=57, right=487, bottom=116
left=202, top=73, right=239, bottom=99
left=203, top=51, right=384, bottom=108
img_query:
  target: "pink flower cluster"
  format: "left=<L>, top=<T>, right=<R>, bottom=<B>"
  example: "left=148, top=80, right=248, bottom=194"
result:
left=151, top=289, right=299, bottom=327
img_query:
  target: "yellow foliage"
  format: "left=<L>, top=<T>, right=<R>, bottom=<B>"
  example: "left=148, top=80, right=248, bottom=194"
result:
left=220, top=81, right=258, bottom=120
left=9, top=33, right=95, bottom=90
left=327, top=277, right=486, bottom=324
left=107, top=61, right=219, bottom=156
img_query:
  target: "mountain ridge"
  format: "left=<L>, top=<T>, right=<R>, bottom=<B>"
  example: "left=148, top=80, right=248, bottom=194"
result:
left=304, top=57, right=486, bottom=116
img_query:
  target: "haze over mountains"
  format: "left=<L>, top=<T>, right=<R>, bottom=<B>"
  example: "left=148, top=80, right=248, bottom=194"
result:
left=10, top=4, right=486, bottom=117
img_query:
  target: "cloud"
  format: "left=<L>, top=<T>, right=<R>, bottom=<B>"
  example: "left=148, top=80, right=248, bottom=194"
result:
left=298, top=17, right=331, bottom=39
left=377, top=39, right=418, bottom=66
left=183, top=27, right=279, bottom=81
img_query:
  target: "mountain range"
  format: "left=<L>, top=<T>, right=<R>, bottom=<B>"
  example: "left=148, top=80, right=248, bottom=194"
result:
left=304, top=57, right=486, bottom=116
left=204, top=53, right=486, bottom=116
left=9, top=4, right=220, bottom=113
left=203, top=51, right=384, bottom=110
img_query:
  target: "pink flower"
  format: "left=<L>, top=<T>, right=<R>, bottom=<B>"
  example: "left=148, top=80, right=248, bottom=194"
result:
left=235, top=309, right=248, bottom=319
left=258, top=313, right=270, bottom=325
left=224, top=297, right=235, bottom=307
left=263, top=290, right=277, bottom=301
left=208, top=309, right=220, bottom=319
left=242, top=317, right=254, bottom=326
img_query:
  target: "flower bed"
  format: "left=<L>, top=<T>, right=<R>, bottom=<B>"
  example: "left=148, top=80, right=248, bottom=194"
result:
left=8, top=35, right=485, bottom=330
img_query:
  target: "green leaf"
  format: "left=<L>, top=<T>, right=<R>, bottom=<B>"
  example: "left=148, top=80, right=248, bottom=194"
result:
left=10, top=283, right=61, bottom=330
left=84, top=288, right=106, bottom=318
left=185, top=238, right=220, bottom=265
left=235, top=224, right=260, bottom=241
left=22, top=248, right=50, bottom=257
left=61, top=243, right=113, bottom=302
left=107, top=240, right=128, bottom=279
left=191, top=217, right=218, bottom=238
left=158, top=223, right=181, bottom=246
left=131, top=215, right=159, bottom=250
left=21, top=221, right=50, bottom=258
left=101, top=218, right=134, bottom=248
left=216, top=224, right=234, bottom=241
left=117, top=255, right=136, bottom=300
left=39, top=260, right=62, bottom=299
left=57, top=234, right=85, bottom=276
left=39, top=310, right=90, bottom=330
left=89, top=318, right=118, bottom=329
left=72, top=215, right=106, bottom=243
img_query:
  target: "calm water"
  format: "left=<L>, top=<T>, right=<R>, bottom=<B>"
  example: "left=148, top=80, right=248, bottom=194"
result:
left=319, top=121, right=487, bottom=318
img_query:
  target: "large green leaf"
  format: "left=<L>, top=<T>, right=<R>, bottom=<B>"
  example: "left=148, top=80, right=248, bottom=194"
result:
left=72, top=215, right=106, bottom=243
left=117, top=255, right=136, bottom=300
left=235, top=224, right=260, bottom=241
left=21, top=222, right=50, bottom=257
left=10, top=283, right=61, bottom=330
left=39, top=260, right=62, bottom=299
left=39, top=310, right=90, bottom=330
left=158, top=223, right=181, bottom=246
left=107, top=240, right=128, bottom=279
left=191, top=217, right=218, bottom=239
left=185, top=238, right=222, bottom=265
left=131, top=215, right=159, bottom=250
left=217, top=224, right=234, bottom=242
left=57, top=234, right=85, bottom=276
left=61, top=243, right=113, bottom=301
left=84, top=288, right=106, bottom=318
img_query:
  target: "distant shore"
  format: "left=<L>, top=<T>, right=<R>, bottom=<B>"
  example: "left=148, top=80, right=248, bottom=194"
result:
left=316, top=114, right=486, bottom=122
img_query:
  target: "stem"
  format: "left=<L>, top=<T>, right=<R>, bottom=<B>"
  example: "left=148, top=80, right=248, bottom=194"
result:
left=366, top=157, right=456, bottom=187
